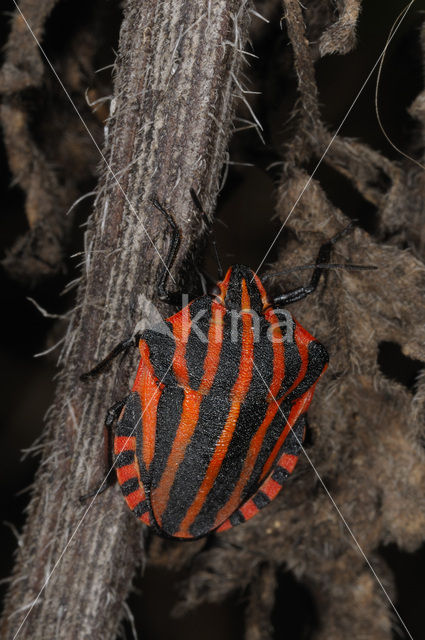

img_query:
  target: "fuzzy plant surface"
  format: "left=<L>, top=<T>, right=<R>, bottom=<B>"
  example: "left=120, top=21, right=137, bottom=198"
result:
left=1, top=1, right=424, bottom=639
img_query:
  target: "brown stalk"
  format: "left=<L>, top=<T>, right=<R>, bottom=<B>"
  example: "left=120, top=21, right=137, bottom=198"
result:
left=0, top=1, right=251, bottom=637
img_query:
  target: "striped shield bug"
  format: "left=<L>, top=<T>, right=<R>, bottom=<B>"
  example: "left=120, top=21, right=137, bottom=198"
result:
left=81, top=194, right=367, bottom=540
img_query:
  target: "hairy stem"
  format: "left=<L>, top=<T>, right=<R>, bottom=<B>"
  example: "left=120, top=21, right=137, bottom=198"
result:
left=1, top=1, right=251, bottom=638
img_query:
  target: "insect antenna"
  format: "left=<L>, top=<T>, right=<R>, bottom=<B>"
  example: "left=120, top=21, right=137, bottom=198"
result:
left=190, top=188, right=224, bottom=280
left=263, top=262, right=377, bottom=281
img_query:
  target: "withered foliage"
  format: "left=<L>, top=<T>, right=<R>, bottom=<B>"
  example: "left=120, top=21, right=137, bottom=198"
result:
left=1, top=0, right=425, bottom=639
left=149, top=4, right=425, bottom=640
left=0, top=0, right=117, bottom=282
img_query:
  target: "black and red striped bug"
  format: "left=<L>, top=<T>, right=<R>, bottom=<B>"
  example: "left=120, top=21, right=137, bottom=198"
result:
left=81, top=195, right=357, bottom=540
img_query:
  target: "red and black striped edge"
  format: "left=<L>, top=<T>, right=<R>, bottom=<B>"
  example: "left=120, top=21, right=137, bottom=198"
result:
left=114, top=265, right=328, bottom=539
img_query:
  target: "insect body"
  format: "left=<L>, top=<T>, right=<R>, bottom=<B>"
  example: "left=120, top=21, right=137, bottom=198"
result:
left=113, top=264, right=328, bottom=539
left=81, top=197, right=359, bottom=540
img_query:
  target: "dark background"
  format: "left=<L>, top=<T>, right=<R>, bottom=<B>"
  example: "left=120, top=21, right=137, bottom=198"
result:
left=1, top=1, right=425, bottom=638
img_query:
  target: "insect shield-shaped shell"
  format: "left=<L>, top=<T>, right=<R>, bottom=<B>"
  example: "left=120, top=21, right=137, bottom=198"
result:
left=114, top=265, right=328, bottom=540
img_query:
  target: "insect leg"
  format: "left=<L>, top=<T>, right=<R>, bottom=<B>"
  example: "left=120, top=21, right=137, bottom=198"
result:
left=154, top=192, right=223, bottom=303
left=190, top=188, right=224, bottom=280
left=79, top=397, right=129, bottom=503
left=272, top=222, right=356, bottom=306
left=80, top=334, right=142, bottom=380
left=81, top=197, right=180, bottom=380
left=152, top=198, right=182, bottom=304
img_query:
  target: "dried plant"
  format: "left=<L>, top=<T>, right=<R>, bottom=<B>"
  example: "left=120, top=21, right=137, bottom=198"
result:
left=1, top=0, right=424, bottom=639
